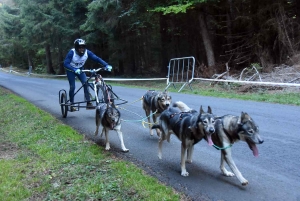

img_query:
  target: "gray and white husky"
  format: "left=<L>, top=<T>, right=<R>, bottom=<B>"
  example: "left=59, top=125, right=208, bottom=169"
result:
left=94, top=102, right=129, bottom=152
left=152, top=101, right=216, bottom=176
left=142, top=90, right=172, bottom=136
left=212, top=113, right=264, bottom=186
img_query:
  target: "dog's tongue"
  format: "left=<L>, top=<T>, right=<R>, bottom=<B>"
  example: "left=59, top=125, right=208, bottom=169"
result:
left=251, top=144, right=259, bottom=157
left=110, top=123, right=115, bottom=130
left=207, top=135, right=214, bottom=146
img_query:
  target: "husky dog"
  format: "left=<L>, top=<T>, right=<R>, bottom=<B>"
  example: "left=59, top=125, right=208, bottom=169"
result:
left=142, top=90, right=172, bottom=136
left=152, top=101, right=216, bottom=176
left=175, top=102, right=264, bottom=185
left=94, top=102, right=129, bottom=152
left=212, top=113, right=264, bottom=186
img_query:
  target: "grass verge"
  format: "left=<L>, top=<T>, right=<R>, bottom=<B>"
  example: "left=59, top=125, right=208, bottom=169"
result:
left=0, top=87, right=184, bottom=201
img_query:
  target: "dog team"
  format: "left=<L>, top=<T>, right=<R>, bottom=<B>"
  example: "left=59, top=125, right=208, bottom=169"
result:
left=94, top=89, right=264, bottom=186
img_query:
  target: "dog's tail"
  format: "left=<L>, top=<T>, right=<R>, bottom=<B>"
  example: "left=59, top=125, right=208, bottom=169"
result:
left=151, top=124, right=161, bottom=130
left=173, top=101, right=191, bottom=112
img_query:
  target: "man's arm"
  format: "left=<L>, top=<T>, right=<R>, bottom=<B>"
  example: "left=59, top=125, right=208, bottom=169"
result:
left=63, top=50, right=76, bottom=71
left=87, top=50, right=108, bottom=67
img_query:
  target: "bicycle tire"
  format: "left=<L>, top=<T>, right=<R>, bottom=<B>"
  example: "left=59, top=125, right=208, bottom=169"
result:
left=60, top=92, right=68, bottom=118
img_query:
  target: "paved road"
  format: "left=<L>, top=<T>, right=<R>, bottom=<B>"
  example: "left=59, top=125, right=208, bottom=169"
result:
left=1, top=71, right=300, bottom=201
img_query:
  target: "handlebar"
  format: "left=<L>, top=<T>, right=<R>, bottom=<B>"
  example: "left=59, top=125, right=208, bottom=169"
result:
left=82, top=68, right=103, bottom=73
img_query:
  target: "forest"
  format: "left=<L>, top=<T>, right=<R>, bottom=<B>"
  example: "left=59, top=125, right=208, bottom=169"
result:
left=0, top=0, right=299, bottom=77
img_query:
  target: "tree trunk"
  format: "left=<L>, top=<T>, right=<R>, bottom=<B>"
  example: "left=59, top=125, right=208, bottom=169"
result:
left=295, top=0, right=300, bottom=24
left=45, top=44, right=56, bottom=74
left=130, top=39, right=136, bottom=73
left=57, top=47, right=65, bottom=75
left=198, top=11, right=215, bottom=67
left=27, top=51, right=34, bottom=70
left=118, top=55, right=123, bottom=76
left=226, top=0, right=234, bottom=50
left=159, top=14, right=169, bottom=76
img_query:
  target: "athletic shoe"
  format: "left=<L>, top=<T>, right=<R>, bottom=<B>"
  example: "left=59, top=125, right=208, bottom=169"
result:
left=86, top=102, right=94, bottom=110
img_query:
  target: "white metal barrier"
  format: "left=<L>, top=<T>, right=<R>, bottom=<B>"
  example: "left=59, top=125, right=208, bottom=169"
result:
left=2, top=62, right=300, bottom=89
left=165, top=56, right=195, bottom=92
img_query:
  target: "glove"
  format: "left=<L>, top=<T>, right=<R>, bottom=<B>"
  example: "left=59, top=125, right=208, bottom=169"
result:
left=74, top=69, right=81, bottom=74
left=105, top=65, right=112, bottom=72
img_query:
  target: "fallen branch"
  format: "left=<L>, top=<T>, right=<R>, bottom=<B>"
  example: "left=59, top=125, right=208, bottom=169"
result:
left=288, top=77, right=300, bottom=83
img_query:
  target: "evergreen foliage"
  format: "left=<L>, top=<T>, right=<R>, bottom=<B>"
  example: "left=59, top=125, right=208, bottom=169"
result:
left=0, top=0, right=299, bottom=76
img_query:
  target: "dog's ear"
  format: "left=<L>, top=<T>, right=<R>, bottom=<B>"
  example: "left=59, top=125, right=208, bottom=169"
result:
left=158, top=93, right=163, bottom=100
left=200, top=105, right=204, bottom=114
left=237, top=112, right=246, bottom=125
left=240, top=112, right=251, bottom=123
left=111, top=102, right=116, bottom=109
left=243, top=112, right=251, bottom=120
left=237, top=116, right=242, bottom=125
left=207, top=106, right=212, bottom=114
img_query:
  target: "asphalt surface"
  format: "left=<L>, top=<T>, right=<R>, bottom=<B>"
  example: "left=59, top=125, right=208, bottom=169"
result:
left=1, top=71, right=300, bottom=201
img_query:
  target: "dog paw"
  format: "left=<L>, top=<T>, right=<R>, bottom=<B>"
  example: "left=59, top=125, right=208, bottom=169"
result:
left=224, top=172, right=235, bottom=177
left=181, top=171, right=189, bottom=177
left=224, top=173, right=235, bottom=177
left=122, top=148, right=129, bottom=153
left=158, top=154, right=162, bottom=159
left=242, top=180, right=249, bottom=186
left=221, top=169, right=235, bottom=177
left=186, top=159, right=192, bottom=164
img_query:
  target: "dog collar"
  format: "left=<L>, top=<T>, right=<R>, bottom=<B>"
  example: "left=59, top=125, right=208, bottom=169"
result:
left=213, top=144, right=233, bottom=150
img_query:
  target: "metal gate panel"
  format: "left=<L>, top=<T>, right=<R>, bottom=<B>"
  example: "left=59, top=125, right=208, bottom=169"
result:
left=165, top=56, right=195, bottom=92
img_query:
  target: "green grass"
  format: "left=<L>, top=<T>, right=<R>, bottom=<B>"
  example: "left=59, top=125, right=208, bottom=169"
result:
left=0, top=88, right=184, bottom=201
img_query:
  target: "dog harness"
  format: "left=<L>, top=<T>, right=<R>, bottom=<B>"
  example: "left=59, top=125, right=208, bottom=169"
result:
left=212, top=121, right=233, bottom=150
left=169, top=111, right=195, bottom=125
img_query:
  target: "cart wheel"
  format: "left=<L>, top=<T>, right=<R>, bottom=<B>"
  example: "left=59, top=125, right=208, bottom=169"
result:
left=60, top=92, right=68, bottom=118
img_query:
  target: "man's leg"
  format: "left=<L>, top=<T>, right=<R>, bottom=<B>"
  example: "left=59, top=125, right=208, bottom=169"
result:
left=66, top=71, right=77, bottom=111
left=78, top=72, right=94, bottom=109
left=66, top=71, right=76, bottom=103
left=77, top=72, right=90, bottom=102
